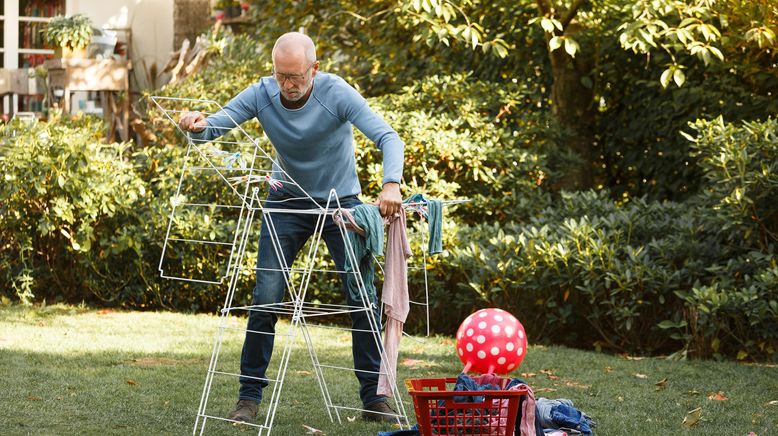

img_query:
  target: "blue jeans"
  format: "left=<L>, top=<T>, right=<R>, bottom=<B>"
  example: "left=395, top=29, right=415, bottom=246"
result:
left=238, top=195, right=385, bottom=407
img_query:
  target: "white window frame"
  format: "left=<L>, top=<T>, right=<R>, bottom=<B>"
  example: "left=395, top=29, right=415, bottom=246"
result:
left=2, top=0, right=71, bottom=114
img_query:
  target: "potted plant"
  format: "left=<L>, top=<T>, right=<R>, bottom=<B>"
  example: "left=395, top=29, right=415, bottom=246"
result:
left=43, top=14, right=93, bottom=59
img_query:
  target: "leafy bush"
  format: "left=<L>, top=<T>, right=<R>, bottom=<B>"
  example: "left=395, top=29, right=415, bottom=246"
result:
left=0, top=115, right=144, bottom=304
left=425, top=118, right=778, bottom=361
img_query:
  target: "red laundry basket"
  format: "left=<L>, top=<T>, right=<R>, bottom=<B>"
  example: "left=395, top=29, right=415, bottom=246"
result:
left=405, top=377, right=528, bottom=436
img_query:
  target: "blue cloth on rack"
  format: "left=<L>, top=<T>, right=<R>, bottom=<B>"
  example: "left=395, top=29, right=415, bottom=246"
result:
left=427, top=199, right=443, bottom=255
left=403, top=194, right=443, bottom=255
left=344, top=204, right=384, bottom=304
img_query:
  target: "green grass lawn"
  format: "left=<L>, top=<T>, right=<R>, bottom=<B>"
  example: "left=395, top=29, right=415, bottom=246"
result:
left=0, top=303, right=775, bottom=435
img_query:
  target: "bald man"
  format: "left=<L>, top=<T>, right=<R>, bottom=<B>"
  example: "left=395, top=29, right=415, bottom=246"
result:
left=179, top=32, right=403, bottom=424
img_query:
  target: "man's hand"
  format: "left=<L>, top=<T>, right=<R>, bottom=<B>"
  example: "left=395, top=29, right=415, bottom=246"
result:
left=376, top=182, right=402, bottom=217
left=179, top=111, right=207, bottom=132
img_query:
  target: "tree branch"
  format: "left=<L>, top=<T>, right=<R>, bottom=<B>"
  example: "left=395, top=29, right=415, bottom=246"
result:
left=536, top=0, right=552, bottom=17
left=561, top=0, right=589, bottom=30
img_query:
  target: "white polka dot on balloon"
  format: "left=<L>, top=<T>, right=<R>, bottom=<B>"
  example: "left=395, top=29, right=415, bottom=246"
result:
left=494, top=315, right=504, bottom=322
left=498, top=357, right=506, bottom=365
left=479, top=312, right=488, bottom=318
left=506, top=342, right=514, bottom=352
left=458, top=348, right=464, bottom=356
left=466, top=343, right=473, bottom=352
left=477, top=335, right=486, bottom=344
left=491, top=325, right=501, bottom=334
left=517, top=347, right=523, bottom=356
left=505, top=327, right=514, bottom=337
left=466, top=328, right=474, bottom=337
left=477, top=350, right=486, bottom=359
left=478, top=321, right=487, bottom=329
left=518, top=330, right=524, bottom=339
left=490, top=347, right=500, bottom=356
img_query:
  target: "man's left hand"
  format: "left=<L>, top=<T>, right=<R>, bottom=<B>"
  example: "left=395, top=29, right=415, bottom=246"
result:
left=376, top=182, right=402, bottom=217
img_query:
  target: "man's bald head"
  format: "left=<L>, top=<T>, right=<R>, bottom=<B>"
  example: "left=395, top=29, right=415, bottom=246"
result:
left=272, top=32, right=317, bottom=64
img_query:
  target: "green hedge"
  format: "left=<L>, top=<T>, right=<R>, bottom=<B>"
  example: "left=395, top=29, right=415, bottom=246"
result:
left=423, top=118, right=778, bottom=360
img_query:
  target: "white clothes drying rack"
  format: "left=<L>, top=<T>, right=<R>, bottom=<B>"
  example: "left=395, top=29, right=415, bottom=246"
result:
left=151, top=96, right=464, bottom=435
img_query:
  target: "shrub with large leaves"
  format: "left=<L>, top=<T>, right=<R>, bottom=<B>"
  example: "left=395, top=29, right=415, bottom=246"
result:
left=0, top=115, right=145, bottom=304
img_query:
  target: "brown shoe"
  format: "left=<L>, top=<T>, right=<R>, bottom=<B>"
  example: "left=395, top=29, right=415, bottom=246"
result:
left=361, top=400, right=400, bottom=424
left=227, top=399, right=258, bottom=423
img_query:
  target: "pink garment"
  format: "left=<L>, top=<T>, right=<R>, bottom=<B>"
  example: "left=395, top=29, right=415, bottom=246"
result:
left=473, top=373, right=508, bottom=388
left=333, top=209, right=365, bottom=236
left=377, top=211, right=411, bottom=397
left=473, top=375, right=534, bottom=436
left=487, top=382, right=535, bottom=436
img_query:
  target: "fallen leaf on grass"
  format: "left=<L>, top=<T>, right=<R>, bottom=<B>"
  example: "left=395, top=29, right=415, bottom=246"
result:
left=534, top=387, right=557, bottom=393
left=27, top=395, right=42, bottom=401
left=603, top=366, right=613, bottom=373
left=634, top=373, right=648, bottom=379
left=682, top=407, right=702, bottom=428
left=293, top=370, right=312, bottom=376
left=302, top=424, right=325, bottom=434
left=346, top=416, right=356, bottom=422
left=540, top=369, right=559, bottom=380
left=765, top=400, right=778, bottom=406
left=655, top=378, right=668, bottom=390
left=97, top=309, right=114, bottom=315
left=563, top=380, right=591, bottom=390
left=126, top=380, right=138, bottom=385
left=520, top=372, right=537, bottom=378
left=707, top=391, right=728, bottom=401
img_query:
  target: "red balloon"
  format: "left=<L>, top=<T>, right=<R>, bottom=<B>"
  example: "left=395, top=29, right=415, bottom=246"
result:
left=455, top=308, right=527, bottom=375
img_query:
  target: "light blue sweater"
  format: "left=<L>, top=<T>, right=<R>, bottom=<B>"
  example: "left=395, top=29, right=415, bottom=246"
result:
left=191, top=72, right=404, bottom=200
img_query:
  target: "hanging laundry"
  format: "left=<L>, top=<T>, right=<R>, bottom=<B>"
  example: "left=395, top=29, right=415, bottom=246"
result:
left=427, top=199, right=443, bottom=254
left=377, top=211, right=412, bottom=397
left=336, top=204, right=383, bottom=304
left=402, top=194, right=444, bottom=255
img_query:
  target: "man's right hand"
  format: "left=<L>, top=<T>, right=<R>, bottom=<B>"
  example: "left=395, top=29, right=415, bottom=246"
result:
left=179, top=111, right=207, bottom=132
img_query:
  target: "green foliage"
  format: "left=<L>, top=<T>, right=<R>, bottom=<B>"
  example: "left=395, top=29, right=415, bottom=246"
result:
left=425, top=118, right=778, bottom=360
left=618, top=0, right=777, bottom=88
left=355, top=74, right=560, bottom=222
left=594, top=42, right=778, bottom=201
left=43, top=14, right=93, bottom=50
left=0, top=115, right=144, bottom=304
left=687, top=117, right=778, bottom=249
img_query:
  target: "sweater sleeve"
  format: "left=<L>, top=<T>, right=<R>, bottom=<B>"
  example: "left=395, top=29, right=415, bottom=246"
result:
left=190, top=84, right=259, bottom=142
left=339, top=82, right=404, bottom=185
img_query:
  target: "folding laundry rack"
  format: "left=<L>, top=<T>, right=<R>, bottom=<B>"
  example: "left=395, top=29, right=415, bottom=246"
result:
left=151, top=96, right=463, bottom=435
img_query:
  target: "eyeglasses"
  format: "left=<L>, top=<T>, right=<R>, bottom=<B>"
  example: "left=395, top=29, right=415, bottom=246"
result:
left=272, top=62, right=315, bottom=85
